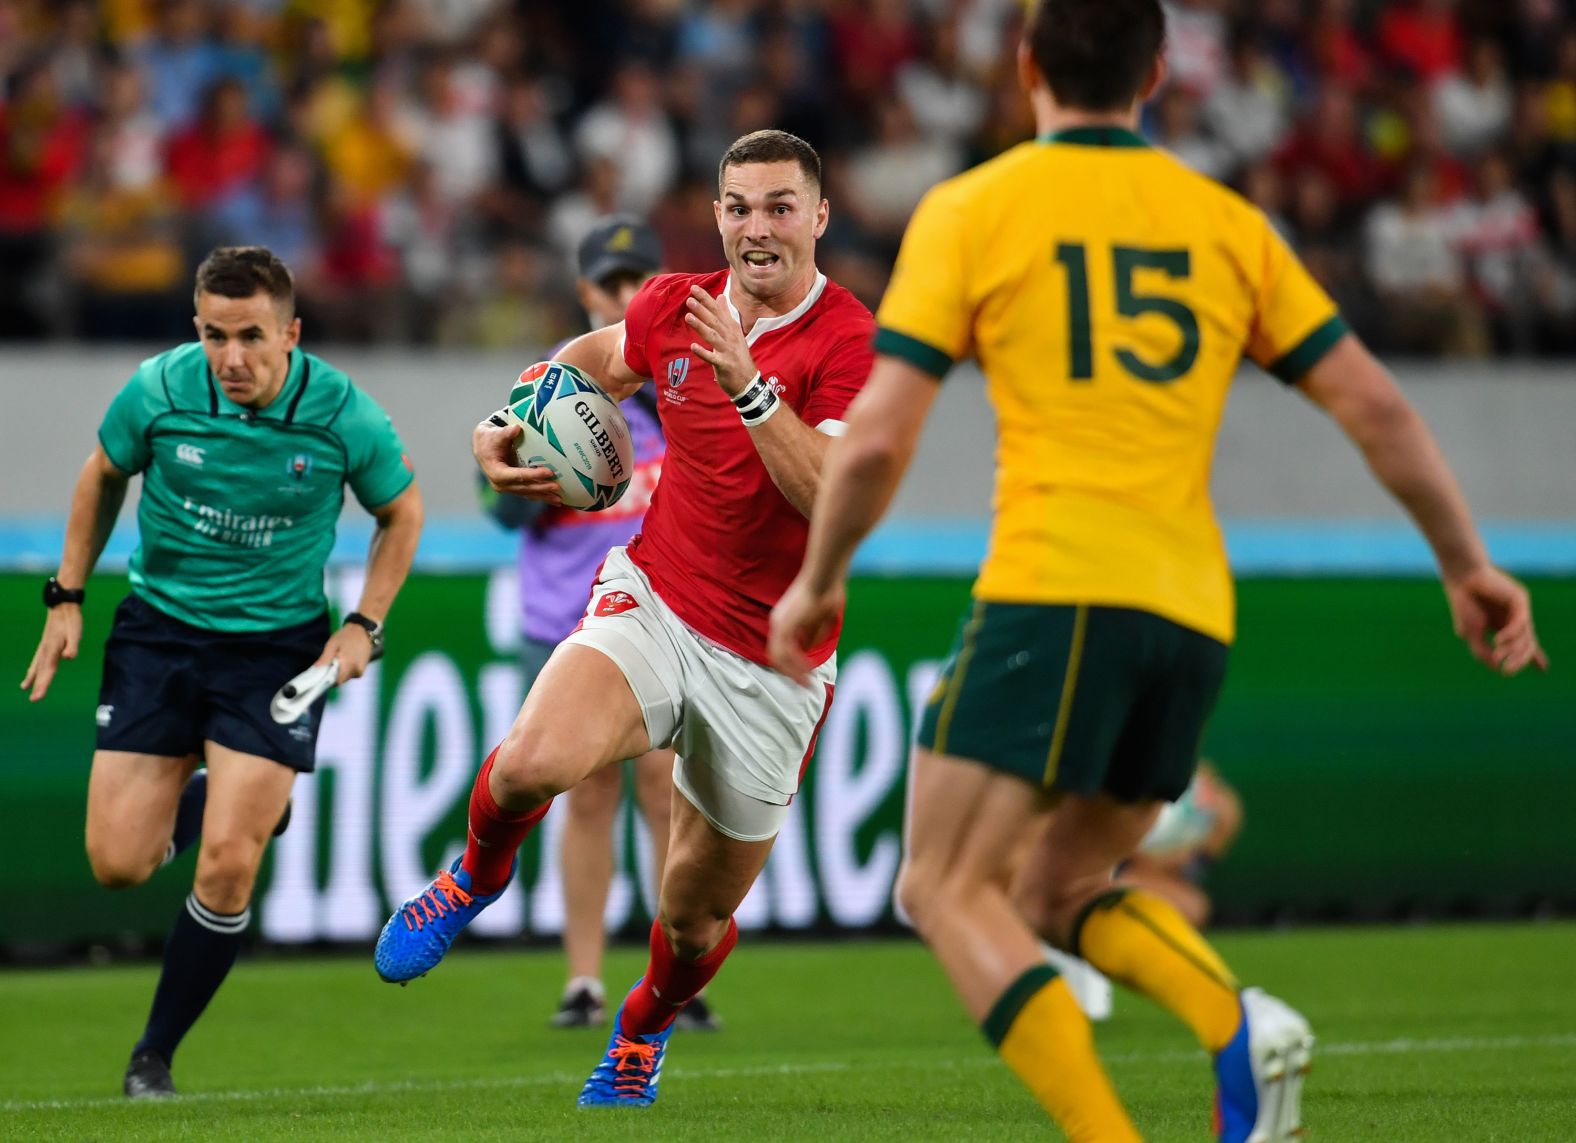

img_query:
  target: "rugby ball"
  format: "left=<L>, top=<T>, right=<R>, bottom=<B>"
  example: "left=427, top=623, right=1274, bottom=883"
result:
left=501, top=361, right=633, bottom=511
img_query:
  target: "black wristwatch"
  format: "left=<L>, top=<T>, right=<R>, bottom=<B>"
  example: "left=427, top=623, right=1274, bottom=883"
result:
left=43, top=576, right=85, bottom=608
left=342, top=611, right=385, bottom=660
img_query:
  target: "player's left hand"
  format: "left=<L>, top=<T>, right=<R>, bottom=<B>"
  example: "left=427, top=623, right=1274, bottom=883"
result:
left=768, top=574, right=845, bottom=686
left=316, top=624, right=375, bottom=686
left=473, top=416, right=564, bottom=505
left=685, top=285, right=758, bottom=398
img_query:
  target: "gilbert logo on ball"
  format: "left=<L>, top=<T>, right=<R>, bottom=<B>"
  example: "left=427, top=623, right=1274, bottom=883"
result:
left=503, top=361, right=634, bottom=512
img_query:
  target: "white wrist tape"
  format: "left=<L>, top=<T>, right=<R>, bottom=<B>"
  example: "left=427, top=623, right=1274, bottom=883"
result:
left=732, top=372, right=781, bottom=427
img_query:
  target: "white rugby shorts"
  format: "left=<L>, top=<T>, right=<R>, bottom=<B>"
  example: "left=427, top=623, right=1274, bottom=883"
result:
left=561, top=546, right=836, bottom=841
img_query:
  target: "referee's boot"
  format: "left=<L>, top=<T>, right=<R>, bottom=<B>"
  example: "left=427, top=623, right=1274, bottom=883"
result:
left=374, top=855, right=516, bottom=983
left=123, top=1049, right=176, bottom=1099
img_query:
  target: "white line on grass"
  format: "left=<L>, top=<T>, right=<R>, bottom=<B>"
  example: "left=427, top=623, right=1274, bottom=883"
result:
left=1098, top=1031, right=1576, bottom=1067
left=0, top=1061, right=854, bottom=1113
left=6, top=1033, right=1574, bottom=1113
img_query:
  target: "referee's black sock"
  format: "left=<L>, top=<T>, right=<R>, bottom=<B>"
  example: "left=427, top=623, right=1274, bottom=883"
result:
left=163, top=773, right=292, bottom=867
left=134, top=893, right=248, bottom=1065
left=163, top=771, right=208, bottom=866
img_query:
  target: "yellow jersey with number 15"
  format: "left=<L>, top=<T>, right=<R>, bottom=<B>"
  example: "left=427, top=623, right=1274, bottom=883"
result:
left=874, top=127, right=1346, bottom=644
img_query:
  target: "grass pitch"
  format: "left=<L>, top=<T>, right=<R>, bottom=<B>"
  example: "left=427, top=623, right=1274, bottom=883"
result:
left=4, top=923, right=1575, bottom=1140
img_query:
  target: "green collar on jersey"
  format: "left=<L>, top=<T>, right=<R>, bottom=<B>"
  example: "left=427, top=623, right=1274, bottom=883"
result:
left=1037, top=126, right=1150, bottom=149
left=205, top=347, right=309, bottom=420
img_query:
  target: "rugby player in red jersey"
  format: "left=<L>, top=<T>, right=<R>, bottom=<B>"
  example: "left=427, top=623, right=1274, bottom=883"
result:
left=374, top=130, right=875, bottom=1108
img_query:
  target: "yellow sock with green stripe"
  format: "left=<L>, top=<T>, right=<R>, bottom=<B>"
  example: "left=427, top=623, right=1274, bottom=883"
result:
left=1072, top=888, right=1242, bottom=1053
left=983, top=964, right=1141, bottom=1142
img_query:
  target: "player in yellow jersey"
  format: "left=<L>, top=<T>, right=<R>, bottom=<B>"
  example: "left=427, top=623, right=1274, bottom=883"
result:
left=769, top=2, right=1547, bottom=1140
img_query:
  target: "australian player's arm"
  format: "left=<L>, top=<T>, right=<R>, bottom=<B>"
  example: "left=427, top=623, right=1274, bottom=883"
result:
left=1248, top=218, right=1544, bottom=673
left=1296, top=338, right=1545, bottom=671
left=770, top=189, right=966, bottom=677
left=1298, top=340, right=1485, bottom=578
left=801, top=185, right=969, bottom=591
left=800, top=356, right=942, bottom=589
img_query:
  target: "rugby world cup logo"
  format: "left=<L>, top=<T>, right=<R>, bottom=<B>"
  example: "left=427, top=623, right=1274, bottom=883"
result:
left=666, top=356, right=691, bottom=388
left=287, top=452, right=313, bottom=481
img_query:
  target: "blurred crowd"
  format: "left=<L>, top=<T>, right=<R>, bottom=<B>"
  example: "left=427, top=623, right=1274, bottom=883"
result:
left=2, top=0, right=1575, bottom=356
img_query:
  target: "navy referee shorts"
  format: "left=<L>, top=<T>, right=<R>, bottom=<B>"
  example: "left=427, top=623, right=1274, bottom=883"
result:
left=96, top=592, right=331, bottom=772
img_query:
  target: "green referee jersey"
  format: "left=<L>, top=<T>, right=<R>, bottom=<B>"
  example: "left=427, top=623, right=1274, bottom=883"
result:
left=97, top=343, right=414, bottom=633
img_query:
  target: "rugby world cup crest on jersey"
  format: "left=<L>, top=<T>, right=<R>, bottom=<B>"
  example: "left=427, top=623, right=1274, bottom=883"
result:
left=666, top=356, right=691, bottom=388
left=287, top=452, right=314, bottom=481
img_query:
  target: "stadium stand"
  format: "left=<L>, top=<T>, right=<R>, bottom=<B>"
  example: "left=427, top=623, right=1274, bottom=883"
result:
left=0, top=0, right=1573, bottom=354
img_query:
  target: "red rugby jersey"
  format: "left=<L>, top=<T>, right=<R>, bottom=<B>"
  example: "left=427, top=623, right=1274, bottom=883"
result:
left=621, top=269, right=875, bottom=668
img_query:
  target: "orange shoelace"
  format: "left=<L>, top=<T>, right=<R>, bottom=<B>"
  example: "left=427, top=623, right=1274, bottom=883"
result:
left=608, top=1035, right=659, bottom=1096
left=399, top=870, right=474, bottom=931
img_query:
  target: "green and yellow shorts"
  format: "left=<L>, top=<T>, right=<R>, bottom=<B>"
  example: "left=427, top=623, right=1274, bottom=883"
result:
left=916, top=602, right=1228, bottom=803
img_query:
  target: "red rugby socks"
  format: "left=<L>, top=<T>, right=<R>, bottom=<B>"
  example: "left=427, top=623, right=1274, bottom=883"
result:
left=619, top=917, right=739, bottom=1036
left=459, top=747, right=550, bottom=895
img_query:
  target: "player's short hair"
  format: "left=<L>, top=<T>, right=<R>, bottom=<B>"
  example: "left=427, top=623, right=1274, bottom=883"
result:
left=718, top=130, right=822, bottom=197
left=194, top=246, right=295, bottom=321
left=1027, top=0, right=1166, bottom=113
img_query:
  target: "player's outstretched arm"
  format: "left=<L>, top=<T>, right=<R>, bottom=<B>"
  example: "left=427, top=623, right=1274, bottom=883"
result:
left=21, top=447, right=130, bottom=702
left=769, top=356, right=940, bottom=683
left=552, top=323, right=647, bottom=402
left=1296, top=336, right=1548, bottom=675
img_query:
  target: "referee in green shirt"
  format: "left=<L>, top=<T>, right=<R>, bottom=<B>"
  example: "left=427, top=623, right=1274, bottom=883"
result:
left=20, top=247, right=425, bottom=1098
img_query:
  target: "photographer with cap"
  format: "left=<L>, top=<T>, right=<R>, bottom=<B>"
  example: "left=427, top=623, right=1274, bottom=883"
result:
left=481, top=216, right=719, bottom=1032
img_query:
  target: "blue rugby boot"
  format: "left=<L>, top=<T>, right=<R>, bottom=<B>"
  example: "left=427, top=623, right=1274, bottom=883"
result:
left=374, top=855, right=515, bottom=984
left=576, top=989, right=673, bottom=1108
left=1213, top=987, right=1314, bottom=1143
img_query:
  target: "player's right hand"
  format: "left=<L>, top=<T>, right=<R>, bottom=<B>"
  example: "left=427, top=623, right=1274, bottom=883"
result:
left=472, top=416, right=564, bottom=506
left=21, top=606, right=83, bottom=702
left=1444, top=565, right=1549, bottom=675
